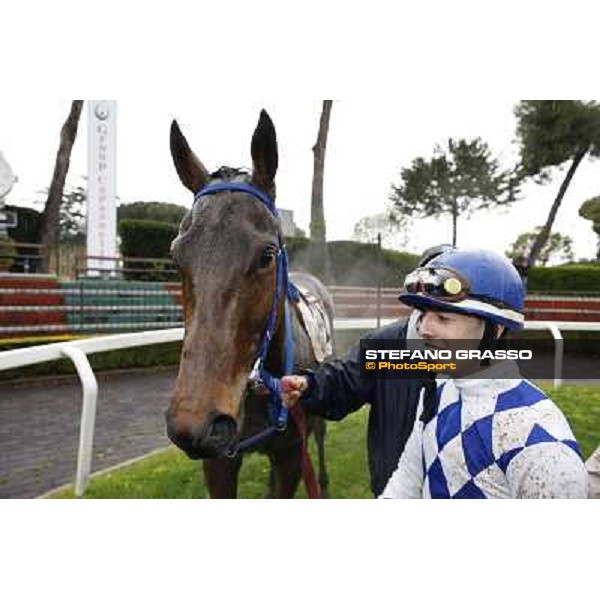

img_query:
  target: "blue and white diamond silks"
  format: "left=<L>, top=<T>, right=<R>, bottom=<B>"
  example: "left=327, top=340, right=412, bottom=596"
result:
left=380, top=361, right=588, bottom=499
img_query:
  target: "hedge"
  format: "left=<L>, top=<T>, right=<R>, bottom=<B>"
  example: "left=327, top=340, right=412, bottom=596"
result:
left=118, top=219, right=178, bottom=259
left=117, top=202, right=187, bottom=226
left=286, top=237, right=419, bottom=287
left=286, top=241, right=600, bottom=292
left=528, top=265, right=600, bottom=293
left=0, top=338, right=183, bottom=382
left=118, top=219, right=179, bottom=281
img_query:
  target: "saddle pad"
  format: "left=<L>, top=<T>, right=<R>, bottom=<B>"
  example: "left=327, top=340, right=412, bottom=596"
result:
left=293, top=284, right=333, bottom=363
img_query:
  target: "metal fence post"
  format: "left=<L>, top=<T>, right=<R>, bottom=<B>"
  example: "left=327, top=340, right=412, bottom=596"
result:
left=545, top=322, right=564, bottom=389
left=376, top=233, right=382, bottom=329
left=60, top=345, right=98, bottom=496
left=79, top=280, right=84, bottom=331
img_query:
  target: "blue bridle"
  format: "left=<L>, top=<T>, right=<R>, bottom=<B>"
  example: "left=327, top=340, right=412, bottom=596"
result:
left=193, top=181, right=298, bottom=456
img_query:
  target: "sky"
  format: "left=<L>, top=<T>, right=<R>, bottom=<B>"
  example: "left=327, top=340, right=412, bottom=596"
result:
left=1, top=98, right=599, bottom=263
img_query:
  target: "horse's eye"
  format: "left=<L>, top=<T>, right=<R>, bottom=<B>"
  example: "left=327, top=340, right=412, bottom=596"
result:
left=259, top=246, right=277, bottom=269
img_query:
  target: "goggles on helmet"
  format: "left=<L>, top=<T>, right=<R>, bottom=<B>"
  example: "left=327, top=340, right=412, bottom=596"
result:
left=403, top=267, right=469, bottom=302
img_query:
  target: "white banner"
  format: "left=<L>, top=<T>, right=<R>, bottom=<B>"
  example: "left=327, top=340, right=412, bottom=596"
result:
left=87, top=100, right=117, bottom=275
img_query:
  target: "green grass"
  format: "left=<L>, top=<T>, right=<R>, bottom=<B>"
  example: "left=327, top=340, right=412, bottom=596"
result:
left=542, top=384, right=600, bottom=460
left=49, top=383, right=600, bottom=499
left=51, top=409, right=372, bottom=499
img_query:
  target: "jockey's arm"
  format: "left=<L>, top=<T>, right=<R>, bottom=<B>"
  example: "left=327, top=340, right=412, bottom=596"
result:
left=281, top=339, right=374, bottom=421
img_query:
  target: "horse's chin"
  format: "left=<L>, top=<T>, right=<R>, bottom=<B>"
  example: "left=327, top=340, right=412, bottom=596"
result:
left=178, top=448, right=212, bottom=460
left=180, top=442, right=235, bottom=461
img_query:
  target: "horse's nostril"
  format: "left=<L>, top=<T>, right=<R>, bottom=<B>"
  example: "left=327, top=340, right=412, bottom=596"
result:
left=207, top=414, right=237, bottom=443
left=167, top=412, right=237, bottom=458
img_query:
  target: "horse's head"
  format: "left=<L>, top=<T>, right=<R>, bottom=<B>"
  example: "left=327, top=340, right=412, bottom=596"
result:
left=166, top=111, right=283, bottom=459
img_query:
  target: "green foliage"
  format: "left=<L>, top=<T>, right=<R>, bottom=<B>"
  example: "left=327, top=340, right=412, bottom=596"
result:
left=59, top=186, right=86, bottom=242
left=580, top=197, right=600, bottom=258
left=118, top=219, right=181, bottom=280
left=527, top=265, right=600, bottom=292
left=514, top=101, right=600, bottom=267
left=310, top=218, right=326, bottom=242
left=0, top=237, right=17, bottom=270
left=0, top=340, right=182, bottom=382
left=507, top=228, right=574, bottom=266
left=29, top=184, right=87, bottom=243
left=117, top=201, right=187, bottom=226
left=546, top=385, right=600, bottom=460
left=390, top=138, right=518, bottom=243
left=118, top=219, right=178, bottom=258
left=0, top=335, right=84, bottom=350
left=306, top=239, right=331, bottom=281
left=286, top=237, right=419, bottom=286
left=580, top=196, right=600, bottom=225
left=5, top=204, right=41, bottom=243
left=284, top=235, right=311, bottom=256
left=286, top=236, right=319, bottom=274
left=515, top=100, right=600, bottom=179
left=329, top=241, right=418, bottom=286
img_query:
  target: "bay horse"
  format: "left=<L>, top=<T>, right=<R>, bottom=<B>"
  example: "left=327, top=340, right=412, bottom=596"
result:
left=165, top=109, right=332, bottom=498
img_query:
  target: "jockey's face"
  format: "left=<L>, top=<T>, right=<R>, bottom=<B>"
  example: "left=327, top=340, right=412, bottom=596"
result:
left=416, top=309, right=506, bottom=377
left=417, top=309, right=485, bottom=344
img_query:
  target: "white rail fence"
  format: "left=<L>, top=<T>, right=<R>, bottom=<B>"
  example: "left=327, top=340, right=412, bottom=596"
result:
left=0, top=328, right=183, bottom=497
left=0, top=320, right=599, bottom=497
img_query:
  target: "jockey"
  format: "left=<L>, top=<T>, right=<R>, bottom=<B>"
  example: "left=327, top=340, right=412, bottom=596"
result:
left=380, top=248, right=588, bottom=499
left=280, top=244, right=452, bottom=496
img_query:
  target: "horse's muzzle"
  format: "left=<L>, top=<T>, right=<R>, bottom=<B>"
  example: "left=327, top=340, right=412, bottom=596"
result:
left=166, top=412, right=238, bottom=459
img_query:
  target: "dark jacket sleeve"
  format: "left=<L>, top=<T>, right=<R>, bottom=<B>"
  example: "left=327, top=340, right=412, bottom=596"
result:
left=300, top=319, right=408, bottom=421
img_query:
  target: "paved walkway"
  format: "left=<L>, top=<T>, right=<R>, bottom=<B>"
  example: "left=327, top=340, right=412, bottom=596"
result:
left=0, top=368, right=176, bottom=499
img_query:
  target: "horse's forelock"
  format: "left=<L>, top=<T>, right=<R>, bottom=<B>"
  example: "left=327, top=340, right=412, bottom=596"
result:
left=171, top=166, right=279, bottom=260
left=209, top=166, right=252, bottom=183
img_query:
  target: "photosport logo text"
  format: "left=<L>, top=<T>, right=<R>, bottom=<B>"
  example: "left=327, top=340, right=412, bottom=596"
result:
left=359, top=340, right=535, bottom=379
left=364, top=349, right=532, bottom=373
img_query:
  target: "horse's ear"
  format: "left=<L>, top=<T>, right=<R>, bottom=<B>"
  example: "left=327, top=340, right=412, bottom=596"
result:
left=251, top=110, right=278, bottom=198
left=170, top=120, right=209, bottom=194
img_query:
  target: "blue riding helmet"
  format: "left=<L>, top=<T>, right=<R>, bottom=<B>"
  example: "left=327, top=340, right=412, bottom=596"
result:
left=399, top=249, right=525, bottom=330
left=417, top=243, right=455, bottom=267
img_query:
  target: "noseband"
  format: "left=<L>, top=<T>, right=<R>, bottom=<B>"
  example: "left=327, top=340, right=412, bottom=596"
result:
left=193, top=181, right=298, bottom=456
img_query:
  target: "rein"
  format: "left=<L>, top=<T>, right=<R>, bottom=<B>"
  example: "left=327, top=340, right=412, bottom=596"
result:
left=193, top=181, right=299, bottom=457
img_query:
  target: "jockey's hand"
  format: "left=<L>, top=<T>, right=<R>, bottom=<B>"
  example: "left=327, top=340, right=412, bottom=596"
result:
left=280, top=375, right=308, bottom=408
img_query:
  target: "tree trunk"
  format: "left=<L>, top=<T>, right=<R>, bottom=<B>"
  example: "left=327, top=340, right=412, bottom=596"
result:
left=451, top=197, right=458, bottom=246
left=527, top=147, right=587, bottom=268
left=310, top=100, right=333, bottom=280
left=39, top=100, right=84, bottom=272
